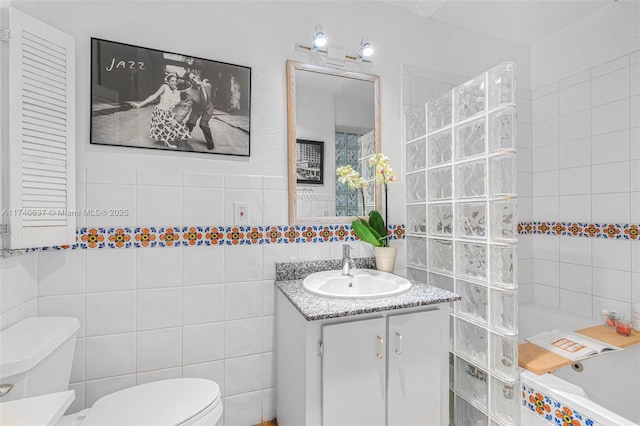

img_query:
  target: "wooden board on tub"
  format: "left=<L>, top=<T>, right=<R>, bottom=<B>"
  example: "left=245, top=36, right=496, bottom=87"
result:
left=519, top=324, right=640, bottom=375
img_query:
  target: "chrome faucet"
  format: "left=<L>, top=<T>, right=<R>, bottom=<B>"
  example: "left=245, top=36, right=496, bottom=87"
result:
left=342, top=244, right=356, bottom=276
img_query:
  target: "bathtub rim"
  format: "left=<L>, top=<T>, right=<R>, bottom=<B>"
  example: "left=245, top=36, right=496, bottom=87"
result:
left=520, top=366, right=638, bottom=425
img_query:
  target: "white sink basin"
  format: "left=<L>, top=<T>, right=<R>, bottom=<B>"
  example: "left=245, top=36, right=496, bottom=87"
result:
left=302, top=269, right=411, bottom=299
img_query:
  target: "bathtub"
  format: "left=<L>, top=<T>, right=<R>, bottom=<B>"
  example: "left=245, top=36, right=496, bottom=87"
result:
left=519, top=304, right=640, bottom=425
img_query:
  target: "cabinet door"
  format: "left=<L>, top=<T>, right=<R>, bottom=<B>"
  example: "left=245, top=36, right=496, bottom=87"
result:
left=387, top=309, right=445, bottom=425
left=322, top=317, right=386, bottom=426
left=4, top=7, right=76, bottom=248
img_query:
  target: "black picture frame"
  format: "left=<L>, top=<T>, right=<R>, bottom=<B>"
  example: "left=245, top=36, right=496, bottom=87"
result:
left=296, top=139, right=324, bottom=185
left=90, top=38, right=251, bottom=156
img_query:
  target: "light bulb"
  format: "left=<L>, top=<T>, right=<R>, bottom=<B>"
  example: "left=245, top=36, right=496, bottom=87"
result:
left=312, top=24, right=328, bottom=49
left=361, top=44, right=374, bottom=57
left=359, top=37, right=374, bottom=58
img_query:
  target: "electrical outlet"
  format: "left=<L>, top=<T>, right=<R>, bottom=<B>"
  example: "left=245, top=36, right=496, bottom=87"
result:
left=234, top=202, right=249, bottom=225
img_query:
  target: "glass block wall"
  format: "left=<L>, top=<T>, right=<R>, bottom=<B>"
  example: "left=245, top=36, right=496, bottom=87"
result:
left=405, top=63, right=519, bottom=425
left=335, top=132, right=362, bottom=216
left=360, top=130, right=376, bottom=215
left=335, top=130, right=376, bottom=216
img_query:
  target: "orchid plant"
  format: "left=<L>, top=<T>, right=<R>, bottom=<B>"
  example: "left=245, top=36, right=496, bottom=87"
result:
left=369, top=153, right=398, bottom=230
left=336, top=164, right=369, bottom=217
left=336, top=154, right=398, bottom=248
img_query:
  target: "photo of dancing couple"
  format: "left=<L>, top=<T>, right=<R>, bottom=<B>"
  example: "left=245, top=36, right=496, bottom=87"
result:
left=90, top=38, right=251, bottom=156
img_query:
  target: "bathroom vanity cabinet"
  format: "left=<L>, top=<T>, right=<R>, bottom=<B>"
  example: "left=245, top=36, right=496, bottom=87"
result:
left=276, top=290, right=450, bottom=426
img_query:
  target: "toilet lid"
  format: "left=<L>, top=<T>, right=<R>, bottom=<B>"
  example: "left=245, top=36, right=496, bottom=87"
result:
left=81, top=378, right=221, bottom=426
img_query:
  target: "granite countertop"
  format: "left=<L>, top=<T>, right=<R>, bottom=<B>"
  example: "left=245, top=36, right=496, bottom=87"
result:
left=275, top=258, right=461, bottom=321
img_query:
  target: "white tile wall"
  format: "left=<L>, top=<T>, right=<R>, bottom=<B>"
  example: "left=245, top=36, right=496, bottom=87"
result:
left=592, top=193, right=630, bottom=223
left=183, top=323, right=225, bottom=365
left=85, top=184, right=136, bottom=228
left=182, top=284, right=225, bottom=325
left=0, top=252, right=38, bottom=330
left=137, top=327, right=182, bottom=372
left=592, top=98, right=630, bottom=136
left=85, top=333, right=136, bottom=380
left=39, top=294, right=86, bottom=337
left=559, top=289, right=592, bottom=317
left=85, top=291, right=136, bottom=336
left=137, top=186, right=183, bottom=225
left=225, top=354, right=263, bottom=396
left=136, top=287, right=182, bottom=330
left=38, top=250, right=85, bottom=296
left=182, top=187, right=225, bottom=225
left=533, top=260, right=559, bottom=287
left=592, top=130, right=630, bottom=165
left=86, top=250, right=135, bottom=292
left=12, top=168, right=372, bottom=421
left=225, top=317, right=263, bottom=358
left=225, top=282, right=263, bottom=320
left=224, top=390, right=263, bottom=426
left=533, top=284, right=560, bottom=309
left=182, top=247, right=224, bottom=286
left=559, top=195, right=591, bottom=222
left=559, top=81, right=590, bottom=116
left=136, top=367, right=182, bottom=385
left=558, top=138, right=591, bottom=169
left=559, top=109, right=590, bottom=142
left=558, top=166, right=591, bottom=196
left=9, top=237, right=374, bottom=422
left=516, top=92, right=535, bottom=303
left=532, top=119, right=559, bottom=147
left=559, top=263, right=592, bottom=294
left=529, top=50, right=639, bottom=319
left=136, top=248, right=182, bottom=289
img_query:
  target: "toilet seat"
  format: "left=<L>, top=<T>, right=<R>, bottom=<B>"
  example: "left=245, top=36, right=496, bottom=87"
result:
left=80, top=378, right=221, bottom=426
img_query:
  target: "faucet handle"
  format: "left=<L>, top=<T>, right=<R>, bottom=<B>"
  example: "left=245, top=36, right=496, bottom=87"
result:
left=342, top=244, right=352, bottom=257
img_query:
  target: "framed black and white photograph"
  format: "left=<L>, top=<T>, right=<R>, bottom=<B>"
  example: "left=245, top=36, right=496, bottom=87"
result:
left=296, top=139, right=324, bottom=185
left=90, top=38, right=251, bottom=156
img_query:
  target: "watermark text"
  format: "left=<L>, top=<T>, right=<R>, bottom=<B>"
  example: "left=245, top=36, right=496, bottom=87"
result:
left=1, top=208, right=130, bottom=217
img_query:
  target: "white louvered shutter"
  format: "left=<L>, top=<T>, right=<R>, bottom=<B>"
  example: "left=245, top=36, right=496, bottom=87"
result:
left=5, top=7, right=75, bottom=249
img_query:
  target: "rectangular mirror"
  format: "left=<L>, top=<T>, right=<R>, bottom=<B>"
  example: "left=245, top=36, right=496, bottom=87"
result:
left=287, top=60, right=381, bottom=224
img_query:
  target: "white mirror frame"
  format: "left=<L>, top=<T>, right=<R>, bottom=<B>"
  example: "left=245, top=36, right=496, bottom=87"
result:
left=286, top=60, right=381, bottom=224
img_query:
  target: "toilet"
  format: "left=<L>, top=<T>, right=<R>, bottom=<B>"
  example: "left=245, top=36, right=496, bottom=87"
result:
left=0, top=317, right=223, bottom=425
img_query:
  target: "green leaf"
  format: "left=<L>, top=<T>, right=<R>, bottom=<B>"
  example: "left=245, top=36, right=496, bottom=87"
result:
left=352, top=219, right=383, bottom=247
left=368, top=210, right=390, bottom=247
left=357, top=218, right=384, bottom=240
left=368, top=211, right=386, bottom=238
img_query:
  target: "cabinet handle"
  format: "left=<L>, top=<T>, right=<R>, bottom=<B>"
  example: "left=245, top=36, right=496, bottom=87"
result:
left=395, top=332, right=403, bottom=355
left=377, top=335, right=384, bottom=359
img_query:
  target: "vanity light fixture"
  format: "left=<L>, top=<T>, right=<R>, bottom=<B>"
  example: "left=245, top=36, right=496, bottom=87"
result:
left=295, top=25, right=375, bottom=66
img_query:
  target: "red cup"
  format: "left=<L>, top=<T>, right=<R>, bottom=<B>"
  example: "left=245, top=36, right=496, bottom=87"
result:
left=616, top=320, right=632, bottom=336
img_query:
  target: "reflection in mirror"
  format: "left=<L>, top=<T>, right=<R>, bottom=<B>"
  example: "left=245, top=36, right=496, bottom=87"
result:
left=287, top=60, right=381, bottom=224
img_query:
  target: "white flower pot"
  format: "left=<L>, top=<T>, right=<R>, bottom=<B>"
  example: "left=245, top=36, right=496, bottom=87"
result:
left=374, top=246, right=397, bottom=273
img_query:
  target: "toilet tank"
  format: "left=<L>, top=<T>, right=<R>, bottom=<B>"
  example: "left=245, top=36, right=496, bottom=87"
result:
left=0, top=317, right=79, bottom=401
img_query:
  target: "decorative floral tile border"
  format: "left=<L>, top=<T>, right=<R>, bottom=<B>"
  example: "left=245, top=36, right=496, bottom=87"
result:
left=522, top=383, right=598, bottom=426
left=518, top=222, right=639, bottom=240
left=17, top=220, right=640, bottom=252
left=37, top=224, right=407, bottom=251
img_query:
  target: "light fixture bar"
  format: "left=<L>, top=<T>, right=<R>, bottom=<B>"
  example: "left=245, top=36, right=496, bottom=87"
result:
left=295, top=24, right=374, bottom=66
left=295, top=42, right=373, bottom=64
